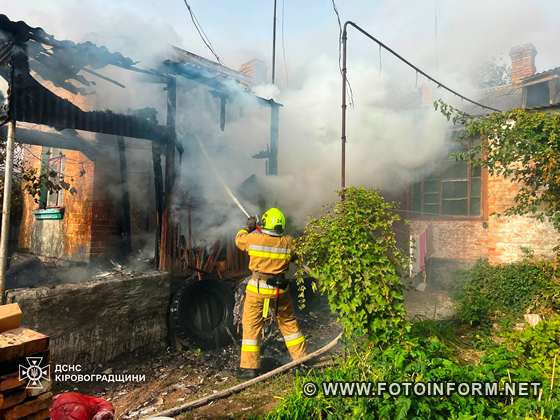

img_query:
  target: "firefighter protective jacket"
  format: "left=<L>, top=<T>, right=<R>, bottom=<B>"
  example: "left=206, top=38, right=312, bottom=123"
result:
left=235, top=229, right=294, bottom=275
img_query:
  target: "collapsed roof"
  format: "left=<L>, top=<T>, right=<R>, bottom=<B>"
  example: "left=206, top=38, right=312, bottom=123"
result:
left=0, top=14, right=173, bottom=144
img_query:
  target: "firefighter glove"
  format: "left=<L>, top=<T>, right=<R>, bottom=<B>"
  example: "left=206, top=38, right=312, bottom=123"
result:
left=246, top=216, right=258, bottom=232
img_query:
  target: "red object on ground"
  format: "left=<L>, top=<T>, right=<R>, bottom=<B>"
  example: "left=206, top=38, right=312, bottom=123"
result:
left=50, top=392, right=114, bottom=420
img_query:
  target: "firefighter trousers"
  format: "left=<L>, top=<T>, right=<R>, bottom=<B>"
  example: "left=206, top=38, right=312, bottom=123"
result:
left=240, top=289, right=307, bottom=370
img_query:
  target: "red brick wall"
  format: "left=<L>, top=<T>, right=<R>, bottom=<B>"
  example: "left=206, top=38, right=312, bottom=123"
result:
left=18, top=78, right=157, bottom=262
left=410, top=219, right=488, bottom=262
left=486, top=173, right=560, bottom=263
left=18, top=146, right=95, bottom=261
left=510, top=44, right=537, bottom=85
left=408, top=171, right=559, bottom=264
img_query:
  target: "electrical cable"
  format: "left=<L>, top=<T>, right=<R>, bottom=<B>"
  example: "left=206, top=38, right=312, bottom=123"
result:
left=181, top=0, right=222, bottom=64
left=331, top=0, right=355, bottom=106
left=343, top=21, right=501, bottom=112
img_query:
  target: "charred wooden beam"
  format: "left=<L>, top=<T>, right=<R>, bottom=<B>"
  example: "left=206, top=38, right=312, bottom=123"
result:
left=0, top=51, right=172, bottom=144
left=152, top=142, right=164, bottom=267
left=159, top=77, right=177, bottom=271
left=0, top=126, right=97, bottom=160
left=117, top=136, right=132, bottom=258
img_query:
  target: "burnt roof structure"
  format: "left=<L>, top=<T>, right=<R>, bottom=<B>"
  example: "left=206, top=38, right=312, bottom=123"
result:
left=0, top=14, right=172, bottom=144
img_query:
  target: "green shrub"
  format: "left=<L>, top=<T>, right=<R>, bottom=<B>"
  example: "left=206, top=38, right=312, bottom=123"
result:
left=456, top=259, right=560, bottom=325
left=295, top=187, right=408, bottom=346
left=270, top=317, right=560, bottom=419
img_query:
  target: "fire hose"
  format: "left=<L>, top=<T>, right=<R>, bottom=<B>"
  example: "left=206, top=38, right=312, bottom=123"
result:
left=152, top=331, right=342, bottom=418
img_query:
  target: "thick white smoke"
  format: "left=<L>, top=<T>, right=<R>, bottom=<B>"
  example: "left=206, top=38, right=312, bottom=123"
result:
left=3, top=0, right=560, bottom=245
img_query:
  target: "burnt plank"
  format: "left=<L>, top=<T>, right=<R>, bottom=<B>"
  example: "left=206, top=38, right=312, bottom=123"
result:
left=0, top=372, right=25, bottom=392
left=3, top=392, right=52, bottom=420
left=0, top=388, right=26, bottom=410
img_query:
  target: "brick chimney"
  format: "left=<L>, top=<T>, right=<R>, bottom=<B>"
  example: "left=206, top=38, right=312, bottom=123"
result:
left=509, top=43, right=537, bottom=85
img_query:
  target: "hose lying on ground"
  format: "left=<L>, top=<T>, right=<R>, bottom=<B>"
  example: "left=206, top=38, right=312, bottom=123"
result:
left=152, top=332, right=343, bottom=418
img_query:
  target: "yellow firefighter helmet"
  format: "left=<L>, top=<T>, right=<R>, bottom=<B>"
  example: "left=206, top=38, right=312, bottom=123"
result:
left=261, top=208, right=286, bottom=233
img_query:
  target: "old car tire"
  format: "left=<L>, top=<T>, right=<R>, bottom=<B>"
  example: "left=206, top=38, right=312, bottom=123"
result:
left=171, top=276, right=236, bottom=349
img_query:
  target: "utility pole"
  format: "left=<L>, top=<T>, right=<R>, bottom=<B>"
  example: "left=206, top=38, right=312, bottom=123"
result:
left=271, top=0, right=277, bottom=84
left=0, top=57, right=16, bottom=302
left=268, top=0, right=279, bottom=176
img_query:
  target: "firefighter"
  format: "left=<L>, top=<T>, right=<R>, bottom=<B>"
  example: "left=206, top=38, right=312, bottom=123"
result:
left=235, top=207, right=307, bottom=379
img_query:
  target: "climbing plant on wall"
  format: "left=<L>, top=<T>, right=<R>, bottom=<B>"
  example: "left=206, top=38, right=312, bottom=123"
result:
left=435, top=100, right=560, bottom=232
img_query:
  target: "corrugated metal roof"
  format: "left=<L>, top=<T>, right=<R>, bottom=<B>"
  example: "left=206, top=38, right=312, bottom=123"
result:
left=522, top=66, right=560, bottom=83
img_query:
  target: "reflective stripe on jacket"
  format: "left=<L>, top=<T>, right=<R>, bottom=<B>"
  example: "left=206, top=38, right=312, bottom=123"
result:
left=235, top=229, right=294, bottom=275
left=245, top=278, right=287, bottom=296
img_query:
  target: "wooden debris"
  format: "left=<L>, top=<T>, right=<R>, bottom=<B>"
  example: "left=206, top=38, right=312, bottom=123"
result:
left=0, top=326, right=51, bottom=420
left=3, top=391, right=52, bottom=420
left=0, top=373, right=24, bottom=392
left=0, top=388, right=26, bottom=410
left=0, top=328, right=49, bottom=363
left=0, top=304, right=22, bottom=334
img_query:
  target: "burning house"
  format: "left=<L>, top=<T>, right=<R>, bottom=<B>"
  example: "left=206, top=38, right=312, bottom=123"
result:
left=406, top=43, right=560, bottom=285
left=0, top=14, right=279, bottom=364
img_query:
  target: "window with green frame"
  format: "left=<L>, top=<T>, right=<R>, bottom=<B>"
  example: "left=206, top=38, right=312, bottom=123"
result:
left=410, top=158, right=482, bottom=217
left=38, top=147, right=65, bottom=209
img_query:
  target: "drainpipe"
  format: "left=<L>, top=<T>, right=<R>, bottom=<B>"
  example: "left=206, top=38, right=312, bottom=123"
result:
left=0, top=58, right=16, bottom=302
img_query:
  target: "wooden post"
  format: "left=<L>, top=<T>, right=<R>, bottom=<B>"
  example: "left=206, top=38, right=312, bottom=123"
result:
left=268, top=103, right=279, bottom=175
left=0, top=119, right=15, bottom=303
left=159, top=78, right=177, bottom=271
left=152, top=142, right=164, bottom=267
left=0, top=55, right=16, bottom=302
left=117, top=136, right=132, bottom=258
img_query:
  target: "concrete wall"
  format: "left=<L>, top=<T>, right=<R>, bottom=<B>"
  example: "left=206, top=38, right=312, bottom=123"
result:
left=5, top=272, right=170, bottom=366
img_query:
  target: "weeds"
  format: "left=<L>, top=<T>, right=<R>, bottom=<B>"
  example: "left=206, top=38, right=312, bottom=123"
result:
left=270, top=317, right=560, bottom=419
left=456, top=258, right=560, bottom=325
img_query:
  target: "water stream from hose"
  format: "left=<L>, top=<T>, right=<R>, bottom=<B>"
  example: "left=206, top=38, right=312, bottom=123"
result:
left=193, top=134, right=251, bottom=218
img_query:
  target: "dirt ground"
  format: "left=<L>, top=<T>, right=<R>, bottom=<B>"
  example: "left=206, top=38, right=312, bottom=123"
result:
left=54, top=295, right=340, bottom=419
left=54, top=287, right=455, bottom=419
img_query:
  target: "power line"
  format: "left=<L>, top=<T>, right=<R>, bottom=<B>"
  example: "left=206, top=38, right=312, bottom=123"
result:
left=343, top=21, right=501, bottom=112
left=181, top=0, right=222, bottom=64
